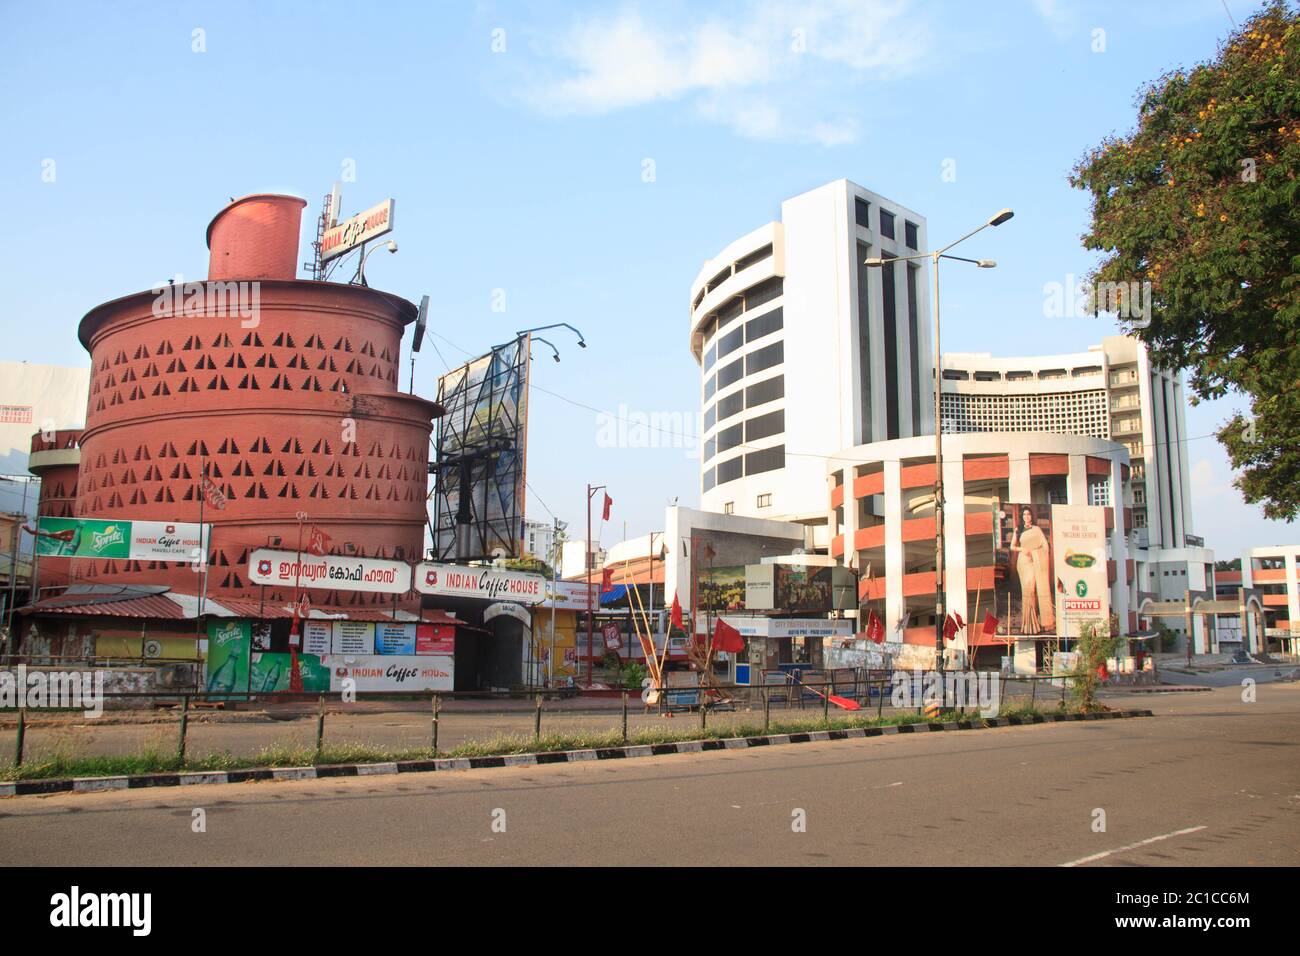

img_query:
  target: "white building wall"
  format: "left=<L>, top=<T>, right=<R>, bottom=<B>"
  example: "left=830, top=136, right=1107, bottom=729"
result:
left=691, top=179, right=930, bottom=525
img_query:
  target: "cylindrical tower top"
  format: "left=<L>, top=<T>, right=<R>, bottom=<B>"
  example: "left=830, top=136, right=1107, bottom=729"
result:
left=206, top=194, right=307, bottom=281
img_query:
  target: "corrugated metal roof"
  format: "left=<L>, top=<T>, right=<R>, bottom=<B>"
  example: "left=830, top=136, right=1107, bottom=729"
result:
left=21, top=589, right=479, bottom=628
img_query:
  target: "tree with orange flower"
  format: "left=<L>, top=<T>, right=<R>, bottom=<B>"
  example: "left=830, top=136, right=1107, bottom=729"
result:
left=1071, top=1, right=1299, bottom=520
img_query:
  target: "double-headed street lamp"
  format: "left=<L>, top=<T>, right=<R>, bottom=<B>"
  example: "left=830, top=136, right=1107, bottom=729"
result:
left=865, top=208, right=1013, bottom=690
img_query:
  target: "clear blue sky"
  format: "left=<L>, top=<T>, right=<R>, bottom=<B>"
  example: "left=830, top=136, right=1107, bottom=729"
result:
left=1, top=0, right=1291, bottom=557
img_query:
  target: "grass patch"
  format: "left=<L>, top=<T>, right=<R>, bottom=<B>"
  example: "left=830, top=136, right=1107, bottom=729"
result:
left=1, top=704, right=1047, bottom=781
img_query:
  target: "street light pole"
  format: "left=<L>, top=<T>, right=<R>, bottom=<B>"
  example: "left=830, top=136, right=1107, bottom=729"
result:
left=931, top=248, right=946, bottom=689
left=865, top=209, right=1013, bottom=700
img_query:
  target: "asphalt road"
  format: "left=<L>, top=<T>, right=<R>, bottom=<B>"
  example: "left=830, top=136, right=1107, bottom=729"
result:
left=1, top=685, right=1296, bottom=866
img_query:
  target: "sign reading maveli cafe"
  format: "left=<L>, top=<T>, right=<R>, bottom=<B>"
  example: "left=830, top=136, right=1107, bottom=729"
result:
left=247, top=548, right=411, bottom=594
left=415, top=562, right=546, bottom=605
left=34, top=517, right=208, bottom=562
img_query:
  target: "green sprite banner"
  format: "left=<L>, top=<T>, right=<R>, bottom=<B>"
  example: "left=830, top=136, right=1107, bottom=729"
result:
left=205, top=620, right=251, bottom=695
left=250, top=652, right=329, bottom=693
left=35, top=516, right=208, bottom=561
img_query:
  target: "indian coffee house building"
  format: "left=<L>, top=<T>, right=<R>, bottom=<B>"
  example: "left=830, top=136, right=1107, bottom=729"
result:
left=13, top=191, right=502, bottom=695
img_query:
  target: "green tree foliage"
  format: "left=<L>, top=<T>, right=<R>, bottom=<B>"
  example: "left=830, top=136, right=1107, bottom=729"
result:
left=1071, top=2, right=1300, bottom=519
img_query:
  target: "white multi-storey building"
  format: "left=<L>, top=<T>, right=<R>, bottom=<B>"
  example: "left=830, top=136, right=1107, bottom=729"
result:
left=941, top=335, right=1194, bottom=551
left=689, top=179, right=933, bottom=527
left=940, top=336, right=1215, bottom=649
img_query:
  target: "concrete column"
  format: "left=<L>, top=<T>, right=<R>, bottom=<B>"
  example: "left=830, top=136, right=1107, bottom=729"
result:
left=1110, top=458, right=1129, bottom=635
left=1066, top=454, right=1088, bottom=506
left=1009, top=455, right=1031, bottom=503
left=884, top=460, right=904, bottom=642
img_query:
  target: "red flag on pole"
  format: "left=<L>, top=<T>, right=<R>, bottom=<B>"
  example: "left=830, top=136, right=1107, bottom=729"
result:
left=307, top=525, right=331, bottom=557
left=712, top=619, right=744, bottom=653
left=602, top=493, right=613, bottom=521
left=981, top=611, right=999, bottom=636
left=669, top=594, right=683, bottom=631
left=600, top=566, right=613, bottom=592
left=953, top=611, right=965, bottom=631
left=943, top=613, right=959, bottom=642
left=866, top=609, right=885, bottom=644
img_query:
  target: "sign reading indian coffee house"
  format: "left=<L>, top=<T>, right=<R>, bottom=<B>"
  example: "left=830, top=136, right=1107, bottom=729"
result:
left=415, top=562, right=546, bottom=604
left=247, top=548, right=411, bottom=594
left=319, top=198, right=395, bottom=262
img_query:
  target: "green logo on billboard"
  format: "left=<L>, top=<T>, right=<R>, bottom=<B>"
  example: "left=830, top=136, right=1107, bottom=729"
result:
left=1076, top=580, right=1089, bottom=597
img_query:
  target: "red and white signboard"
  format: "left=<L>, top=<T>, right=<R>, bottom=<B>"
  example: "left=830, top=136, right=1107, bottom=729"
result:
left=415, top=562, right=546, bottom=605
left=325, top=655, right=452, bottom=692
left=602, top=623, right=622, bottom=651
left=416, top=623, right=456, bottom=655
left=248, top=548, right=411, bottom=594
left=320, top=199, right=395, bottom=262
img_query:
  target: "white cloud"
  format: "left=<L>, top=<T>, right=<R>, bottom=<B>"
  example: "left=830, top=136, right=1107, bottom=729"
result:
left=516, top=1, right=930, bottom=144
left=1031, top=0, right=1076, bottom=39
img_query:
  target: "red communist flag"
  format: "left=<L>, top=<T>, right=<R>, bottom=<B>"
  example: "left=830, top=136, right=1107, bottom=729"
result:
left=942, top=613, right=959, bottom=643
left=307, top=525, right=331, bottom=557
left=602, top=493, right=613, bottom=521
left=600, top=566, right=614, bottom=592
left=712, top=619, right=744, bottom=653
left=866, top=609, right=885, bottom=644
left=670, top=594, right=683, bottom=631
left=981, top=611, right=999, bottom=636
left=953, top=611, right=965, bottom=631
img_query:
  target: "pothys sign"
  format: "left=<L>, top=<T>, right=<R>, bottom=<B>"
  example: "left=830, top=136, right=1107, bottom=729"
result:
left=415, top=562, right=546, bottom=604
left=320, top=199, right=395, bottom=262
left=248, top=548, right=411, bottom=594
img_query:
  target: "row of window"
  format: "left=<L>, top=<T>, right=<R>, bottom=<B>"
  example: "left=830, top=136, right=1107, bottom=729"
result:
left=704, top=409, right=784, bottom=462
left=697, top=277, right=784, bottom=350
left=703, top=340, right=784, bottom=401
left=694, top=243, right=775, bottom=312
left=703, top=445, right=786, bottom=491
left=704, top=374, right=784, bottom=431
left=854, top=197, right=919, bottom=251
left=704, top=307, right=783, bottom=372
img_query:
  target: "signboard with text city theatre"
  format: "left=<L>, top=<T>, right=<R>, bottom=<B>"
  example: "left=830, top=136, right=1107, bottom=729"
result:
left=247, top=548, right=411, bottom=594
left=415, top=562, right=546, bottom=604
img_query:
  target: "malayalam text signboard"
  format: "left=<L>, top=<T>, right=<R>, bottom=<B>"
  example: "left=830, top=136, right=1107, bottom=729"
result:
left=302, top=620, right=332, bottom=656
left=416, top=623, right=456, bottom=655
left=332, top=620, right=376, bottom=655
left=375, top=622, right=417, bottom=655
left=1050, top=504, right=1111, bottom=637
left=248, top=548, right=411, bottom=594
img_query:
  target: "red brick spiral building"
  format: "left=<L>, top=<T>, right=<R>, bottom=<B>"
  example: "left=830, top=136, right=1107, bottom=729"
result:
left=64, top=194, right=439, bottom=612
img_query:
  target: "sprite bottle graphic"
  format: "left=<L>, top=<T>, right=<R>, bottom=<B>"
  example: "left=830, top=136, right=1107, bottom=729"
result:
left=259, top=661, right=282, bottom=693
left=206, top=653, right=239, bottom=693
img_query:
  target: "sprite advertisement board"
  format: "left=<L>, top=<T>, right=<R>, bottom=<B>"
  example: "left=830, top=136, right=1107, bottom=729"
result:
left=35, top=516, right=207, bottom=561
left=250, top=652, right=329, bottom=693
left=205, top=620, right=251, bottom=697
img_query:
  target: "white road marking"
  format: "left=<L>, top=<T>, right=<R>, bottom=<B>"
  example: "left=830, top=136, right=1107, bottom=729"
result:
left=1059, top=826, right=1207, bottom=867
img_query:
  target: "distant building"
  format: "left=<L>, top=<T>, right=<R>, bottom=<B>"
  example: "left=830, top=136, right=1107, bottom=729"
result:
left=1241, top=545, right=1300, bottom=656
left=523, top=518, right=556, bottom=564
